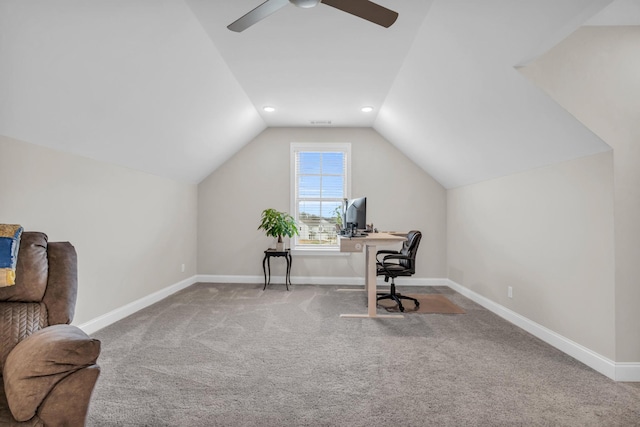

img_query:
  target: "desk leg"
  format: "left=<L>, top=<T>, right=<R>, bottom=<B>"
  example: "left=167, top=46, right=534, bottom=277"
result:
left=366, top=244, right=377, bottom=317
left=340, top=244, right=404, bottom=319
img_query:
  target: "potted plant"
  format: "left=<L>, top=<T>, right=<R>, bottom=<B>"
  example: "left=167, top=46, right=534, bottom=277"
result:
left=258, top=208, right=299, bottom=251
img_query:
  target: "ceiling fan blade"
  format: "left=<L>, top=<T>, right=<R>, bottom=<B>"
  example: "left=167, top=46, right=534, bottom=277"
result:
left=321, top=0, right=398, bottom=28
left=228, top=0, right=290, bottom=32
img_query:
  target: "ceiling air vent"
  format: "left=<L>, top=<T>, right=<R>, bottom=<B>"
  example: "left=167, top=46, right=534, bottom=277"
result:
left=309, top=120, right=332, bottom=126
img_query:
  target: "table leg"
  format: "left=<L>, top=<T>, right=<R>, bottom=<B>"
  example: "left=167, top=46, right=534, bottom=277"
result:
left=262, top=254, right=268, bottom=290
left=267, top=257, right=271, bottom=287
left=286, top=252, right=292, bottom=290
left=284, top=254, right=290, bottom=291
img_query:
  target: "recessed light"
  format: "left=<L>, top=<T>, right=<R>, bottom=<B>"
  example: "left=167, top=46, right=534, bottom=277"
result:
left=361, top=106, right=374, bottom=113
left=263, top=106, right=276, bottom=112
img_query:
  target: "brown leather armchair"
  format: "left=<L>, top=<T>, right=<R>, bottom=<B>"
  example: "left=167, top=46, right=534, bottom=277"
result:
left=0, top=232, right=100, bottom=426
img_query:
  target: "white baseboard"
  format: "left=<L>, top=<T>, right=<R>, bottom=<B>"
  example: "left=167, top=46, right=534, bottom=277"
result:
left=76, top=275, right=198, bottom=335
left=615, top=363, right=640, bottom=382
left=446, top=279, right=640, bottom=382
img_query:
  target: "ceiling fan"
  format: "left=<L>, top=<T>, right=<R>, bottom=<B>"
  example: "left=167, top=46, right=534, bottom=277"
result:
left=228, top=0, right=398, bottom=32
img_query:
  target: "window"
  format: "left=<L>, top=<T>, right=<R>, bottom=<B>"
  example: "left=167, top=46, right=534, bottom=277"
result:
left=290, top=143, right=351, bottom=251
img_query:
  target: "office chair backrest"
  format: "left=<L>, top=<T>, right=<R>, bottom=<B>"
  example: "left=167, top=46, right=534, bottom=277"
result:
left=399, top=230, right=421, bottom=272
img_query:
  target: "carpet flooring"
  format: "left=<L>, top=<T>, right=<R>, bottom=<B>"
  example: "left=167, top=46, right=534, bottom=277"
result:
left=87, top=283, right=640, bottom=426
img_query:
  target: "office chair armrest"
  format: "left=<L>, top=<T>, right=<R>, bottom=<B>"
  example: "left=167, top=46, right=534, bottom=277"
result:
left=380, top=253, right=409, bottom=264
left=379, top=254, right=413, bottom=278
left=379, top=257, right=409, bottom=276
left=376, top=250, right=399, bottom=263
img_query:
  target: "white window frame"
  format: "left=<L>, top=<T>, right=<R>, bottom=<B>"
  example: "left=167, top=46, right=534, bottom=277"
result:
left=290, top=142, right=351, bottom=254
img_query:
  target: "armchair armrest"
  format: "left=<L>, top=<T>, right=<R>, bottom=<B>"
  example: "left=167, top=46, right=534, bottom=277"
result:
left=3, top=324, right=100, bottom=422
left=44, top=241, right=78, bottom=325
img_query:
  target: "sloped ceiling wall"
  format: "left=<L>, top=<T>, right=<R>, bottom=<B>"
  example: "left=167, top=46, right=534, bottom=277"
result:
left=0, top=0, right=265, bottom=183
left=374, top=0, right=613, bottom=188
left=0, top=0, right=630, bottom=188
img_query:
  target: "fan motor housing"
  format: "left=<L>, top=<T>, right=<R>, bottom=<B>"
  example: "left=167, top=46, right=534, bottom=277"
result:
left=290, top=0, right=320, bottom=8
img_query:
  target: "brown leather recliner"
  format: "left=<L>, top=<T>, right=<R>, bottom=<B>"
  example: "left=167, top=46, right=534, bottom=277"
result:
left=0, top=232, right=100, bottom=426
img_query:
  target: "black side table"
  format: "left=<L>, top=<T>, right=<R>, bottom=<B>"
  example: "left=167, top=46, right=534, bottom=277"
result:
left=262, top=249, right=292, bottom=291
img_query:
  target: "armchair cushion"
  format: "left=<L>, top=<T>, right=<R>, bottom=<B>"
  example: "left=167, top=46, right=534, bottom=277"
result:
left=0, top=302, right=47, bottom=374
left=3, top=324, right=100, bottom=422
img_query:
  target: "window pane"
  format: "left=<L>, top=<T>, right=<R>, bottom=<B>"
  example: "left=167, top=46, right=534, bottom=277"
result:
left=299, top=176, right=321, bottom=198
left=292, top=143, right=349, bottom=249
left=322, top=152, right=343, bottom=175
left=321, top=176, right=343, bottom=198
left=298, top=201, right=340, bottom=246
left=299, top=201, right=320, bottom=218
left=322, top=201, right=342, bottom=221
left=298, top=152, right=321, bottom=174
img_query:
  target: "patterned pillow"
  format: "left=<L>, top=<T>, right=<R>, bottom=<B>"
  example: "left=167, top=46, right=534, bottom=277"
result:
left=0, top=224, right=23, bottom=287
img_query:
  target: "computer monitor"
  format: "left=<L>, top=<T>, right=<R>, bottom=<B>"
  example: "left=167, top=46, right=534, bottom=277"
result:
left=345, top=196, right=366, bottom=231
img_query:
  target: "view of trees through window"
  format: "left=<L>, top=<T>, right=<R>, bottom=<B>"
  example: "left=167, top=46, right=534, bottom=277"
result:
left=293, top=148, right=348, bottom=247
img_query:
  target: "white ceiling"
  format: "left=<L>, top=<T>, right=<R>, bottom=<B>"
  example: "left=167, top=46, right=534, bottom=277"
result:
left=186, top=0, right=433, bottom=127
left=0, top=0, right=634, bottom=187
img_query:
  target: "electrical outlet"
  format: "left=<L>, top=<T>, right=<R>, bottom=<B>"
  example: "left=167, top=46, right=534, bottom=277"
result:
left=508, top=286, right=513, bottom=299
left=181, top=263, right=185, bottom=273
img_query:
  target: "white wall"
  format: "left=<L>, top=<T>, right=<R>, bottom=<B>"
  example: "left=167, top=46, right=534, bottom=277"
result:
left=0, top=135, right=198, bottom=325
left=447, top=152, right=616, bottom=359
left=198, top=127, right=447, bottom=281
left=520, top=26, right=640, bottom=363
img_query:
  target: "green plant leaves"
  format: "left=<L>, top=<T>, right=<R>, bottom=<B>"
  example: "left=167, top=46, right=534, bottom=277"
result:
left=258, top=208, right=299, bottom=241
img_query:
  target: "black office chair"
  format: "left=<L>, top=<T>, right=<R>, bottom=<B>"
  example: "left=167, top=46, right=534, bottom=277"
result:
left=376, top=230, right=422, bottom=312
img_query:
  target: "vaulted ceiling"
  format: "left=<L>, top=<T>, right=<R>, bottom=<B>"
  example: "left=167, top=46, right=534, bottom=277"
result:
left=1, top=0, right=636, bottom=187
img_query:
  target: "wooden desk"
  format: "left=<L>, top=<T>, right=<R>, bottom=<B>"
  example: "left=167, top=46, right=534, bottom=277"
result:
left=338, top=232, right=406, bottom=318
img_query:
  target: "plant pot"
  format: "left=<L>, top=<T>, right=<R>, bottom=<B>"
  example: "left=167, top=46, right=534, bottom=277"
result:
left=276, top=241, right=285, bottom=251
